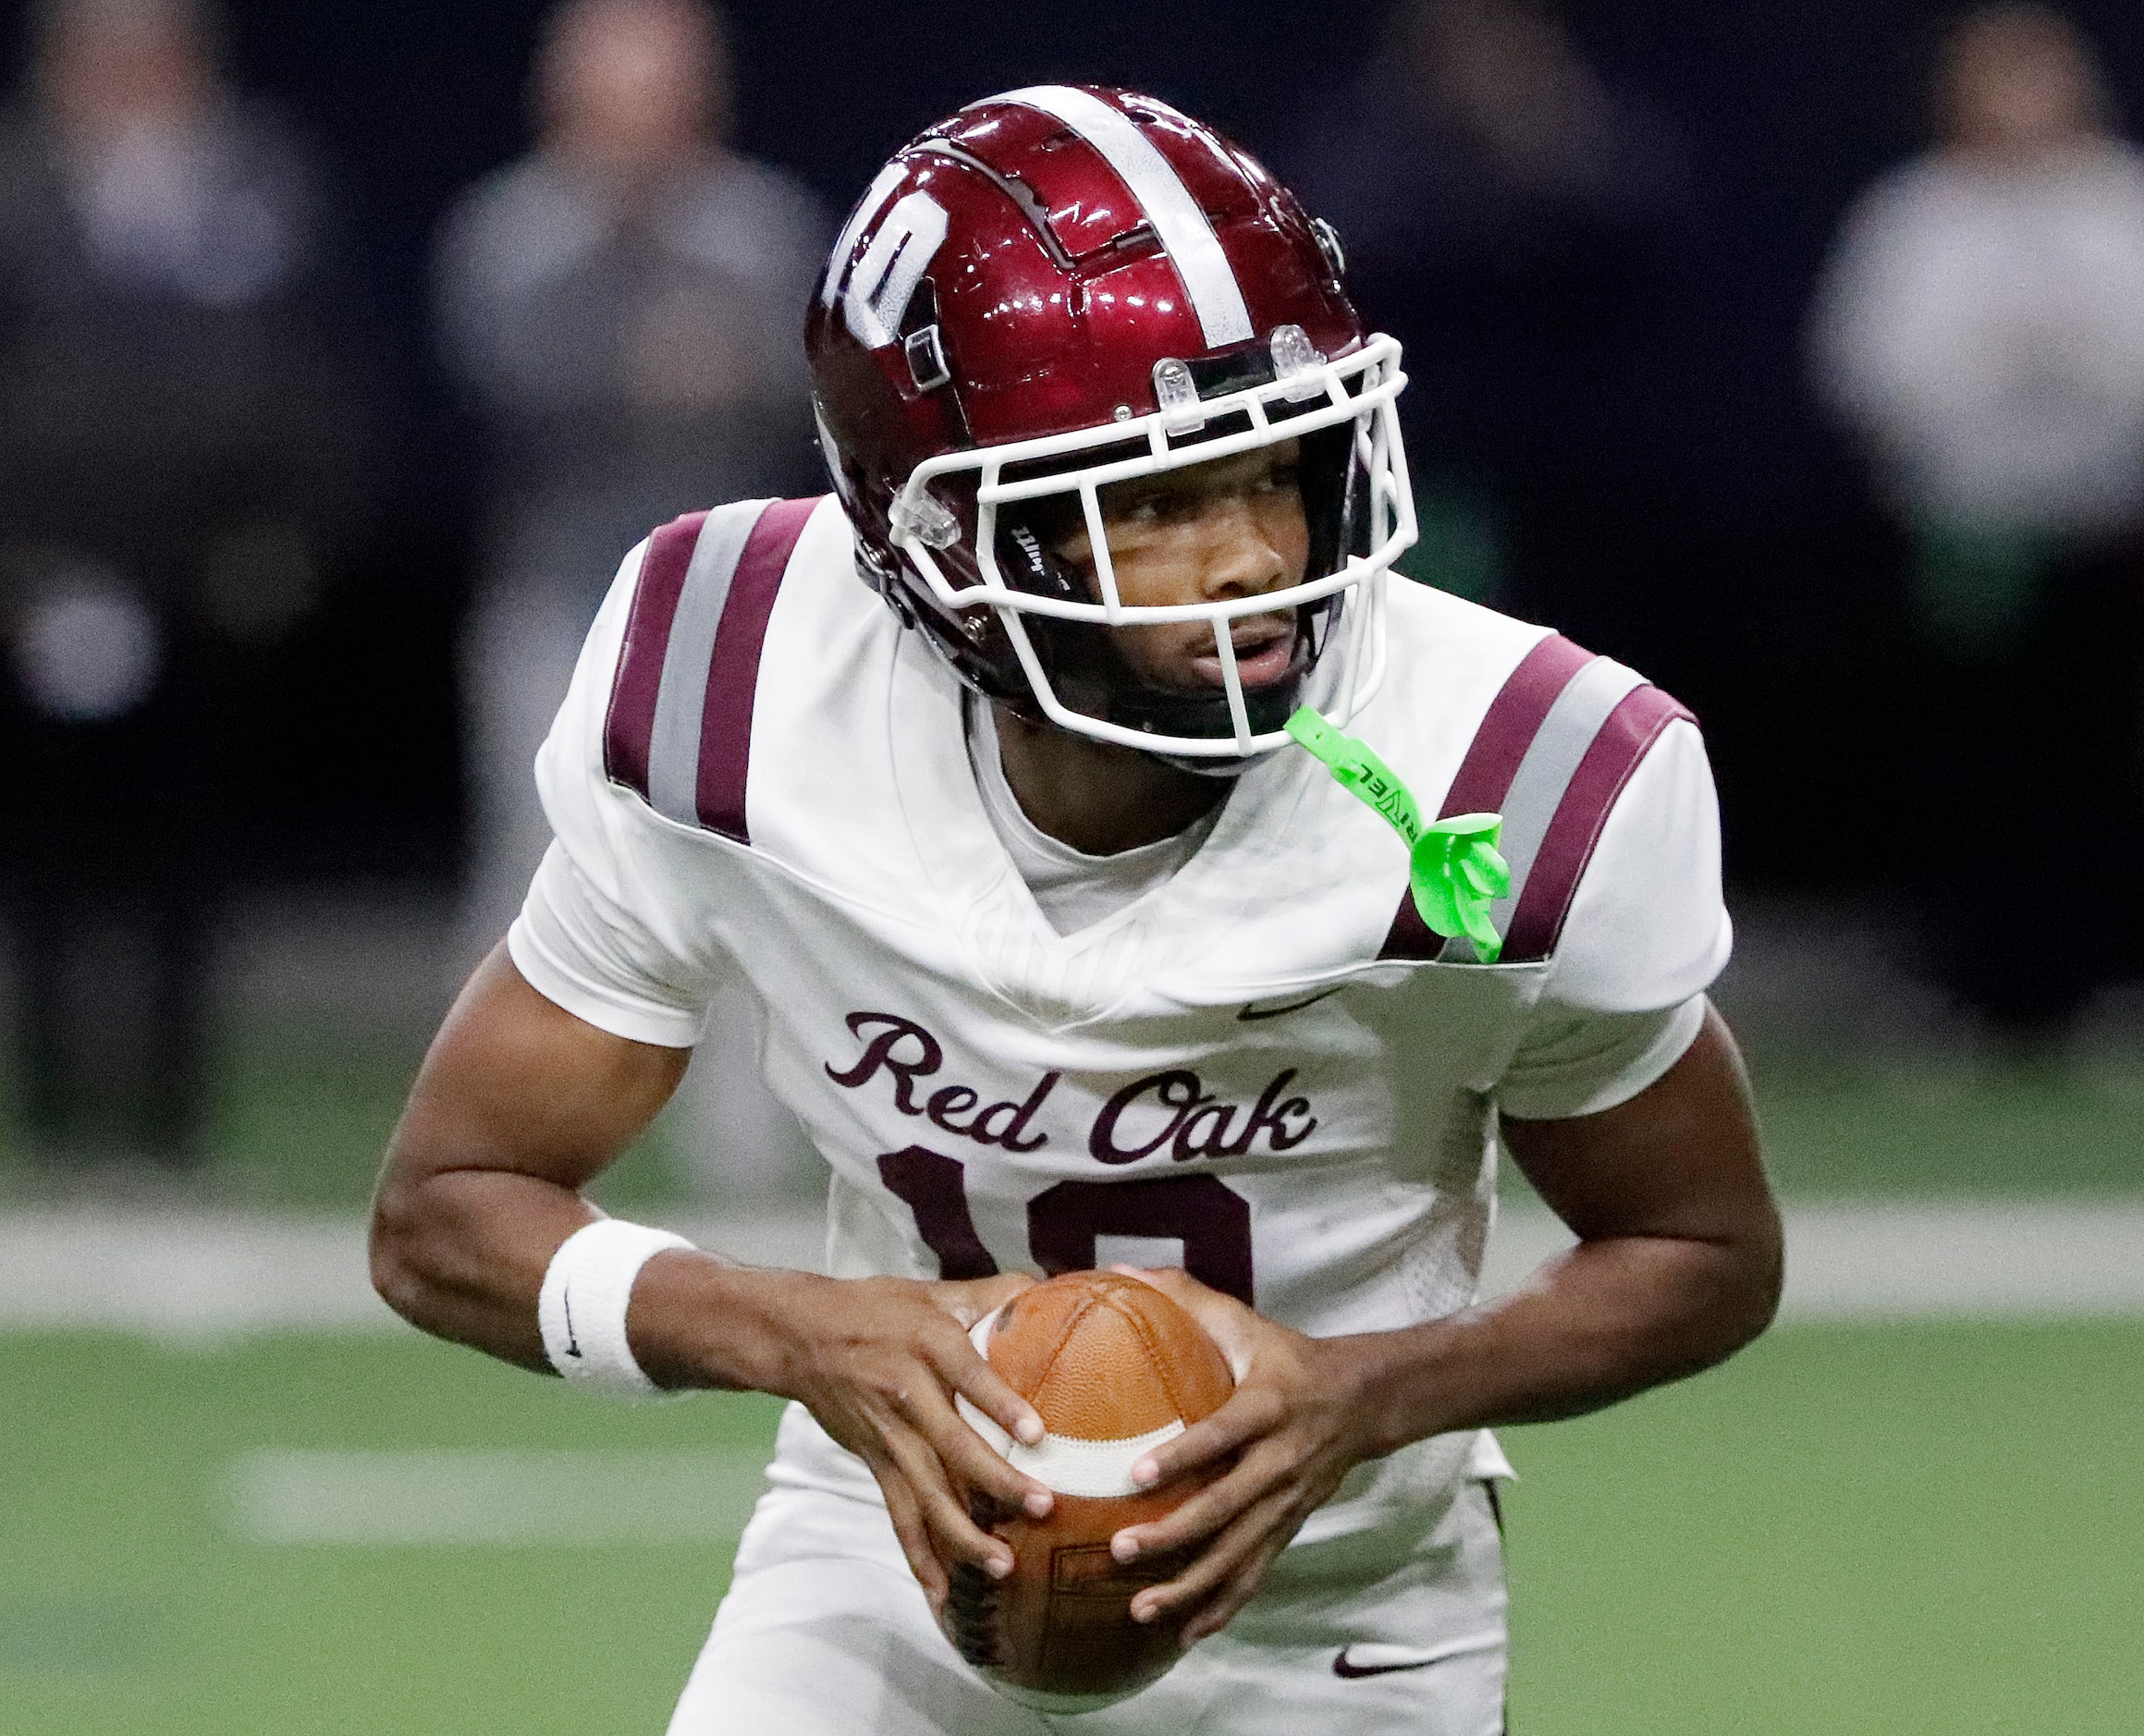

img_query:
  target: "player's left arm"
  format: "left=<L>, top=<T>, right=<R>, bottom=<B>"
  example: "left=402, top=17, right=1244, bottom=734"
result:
left=1117, top=714, right=1776, bottom=1639
left=1114, top=1002, right=1779, bottom=1640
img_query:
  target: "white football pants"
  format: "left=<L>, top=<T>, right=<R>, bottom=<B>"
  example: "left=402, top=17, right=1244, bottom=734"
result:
left=668, top=1428, right=1507, bottom=1735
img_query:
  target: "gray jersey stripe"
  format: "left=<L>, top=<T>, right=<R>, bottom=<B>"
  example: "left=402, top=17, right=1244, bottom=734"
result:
left=1438, top=657, right=1644, bottom=962
left=998, top=85, right=1255, bottom=349
left=646, top=502, right=772, bottom=825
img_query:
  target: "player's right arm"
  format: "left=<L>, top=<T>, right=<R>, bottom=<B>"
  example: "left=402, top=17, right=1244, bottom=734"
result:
left=371, top=520, right=1054, bottom=1603
left=369, top=521, right=1048, bottom=1605
left=369, top=941, right=1049, bottom=1607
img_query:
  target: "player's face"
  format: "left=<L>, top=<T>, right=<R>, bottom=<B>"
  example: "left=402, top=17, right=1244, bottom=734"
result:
left=1047, top=441, right=1310, bottom=695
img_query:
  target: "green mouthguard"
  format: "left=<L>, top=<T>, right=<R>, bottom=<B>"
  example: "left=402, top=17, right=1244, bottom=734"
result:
left=1285, top=707, right=1511, bottom=963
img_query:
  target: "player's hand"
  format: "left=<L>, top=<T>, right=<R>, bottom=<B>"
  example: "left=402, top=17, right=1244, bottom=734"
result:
left=770, top=1272, right=1053, bottom=1612
left=1101, top=1265, right=1383, bottom=1644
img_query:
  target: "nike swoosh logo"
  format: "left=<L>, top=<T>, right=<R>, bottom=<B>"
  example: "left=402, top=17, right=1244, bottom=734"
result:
left=561, top=1289, right=583, bottom=1359
left=1236, top=986, right=1346, bottom=1022
left=1331, top=1647, right=1448, bottom=1680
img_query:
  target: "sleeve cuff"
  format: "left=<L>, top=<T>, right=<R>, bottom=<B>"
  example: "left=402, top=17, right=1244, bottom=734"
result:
left=506, top=913, right=704, bottom=1050
left=1496, top=994, right=1709, bottom=1121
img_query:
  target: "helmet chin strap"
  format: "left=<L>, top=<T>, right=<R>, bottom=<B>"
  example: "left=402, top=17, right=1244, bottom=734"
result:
left=1104, top=676, right=1301, bottom=747
left=1155, top=749, right=1261, bottom=780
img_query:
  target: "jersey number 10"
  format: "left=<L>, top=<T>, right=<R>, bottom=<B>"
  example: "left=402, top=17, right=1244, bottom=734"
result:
left=877, top=1146, right=1256, bottom=1306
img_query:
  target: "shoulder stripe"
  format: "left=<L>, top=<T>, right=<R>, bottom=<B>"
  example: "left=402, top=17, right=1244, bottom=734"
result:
left=601, top=497, right=822, bottom=843
left=693, top=495, right=822, bottom=842
left=602, top=511, right=708, bottom=805
left=647, top=501, right=775, bottom=825
left=1379, top=632, right=1592, bottom=961
left=1501, top=684, right=1694, bottom=962
left=1441, top=654, right=1646, bottom=962
left=1437, top=632, right=1596, bottom=820
left=1377, top=631, right=1692, bottom=964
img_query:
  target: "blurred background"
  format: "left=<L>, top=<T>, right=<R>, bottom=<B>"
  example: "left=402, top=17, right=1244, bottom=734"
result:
left=2, top=2, right=2138, bottom=1732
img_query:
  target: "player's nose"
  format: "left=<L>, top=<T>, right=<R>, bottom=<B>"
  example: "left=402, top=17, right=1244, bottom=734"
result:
left=1194, top=495, right=1293, bottom=602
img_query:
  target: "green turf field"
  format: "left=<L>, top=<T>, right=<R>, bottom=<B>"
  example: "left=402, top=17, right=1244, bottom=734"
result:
left=6, top=1321, right=2138, bottom=1734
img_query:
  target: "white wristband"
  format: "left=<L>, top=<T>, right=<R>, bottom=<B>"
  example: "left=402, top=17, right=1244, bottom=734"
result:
left=536, top=1219, right=695, bottom=1399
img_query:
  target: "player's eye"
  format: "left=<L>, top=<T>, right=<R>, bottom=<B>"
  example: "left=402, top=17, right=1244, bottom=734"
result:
left=1110, top=486, right=1184, bottom=528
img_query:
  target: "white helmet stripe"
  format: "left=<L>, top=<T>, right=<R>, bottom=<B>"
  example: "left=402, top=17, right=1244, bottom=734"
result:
left=998, top=85, right=1255, bottom=350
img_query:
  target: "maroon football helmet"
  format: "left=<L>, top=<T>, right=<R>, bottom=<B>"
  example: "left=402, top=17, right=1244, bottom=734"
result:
left=805, top=85, right=1415, bottom=762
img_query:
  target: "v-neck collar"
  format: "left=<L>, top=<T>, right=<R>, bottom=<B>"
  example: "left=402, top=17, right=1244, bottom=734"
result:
left=963, top=694, right=1223, bottom=936
left=886, top=634, right=1322, bottom=1027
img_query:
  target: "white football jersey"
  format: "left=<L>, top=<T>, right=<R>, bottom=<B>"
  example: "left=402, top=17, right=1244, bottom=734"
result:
left=509, top=495, right=1731, bottom=1546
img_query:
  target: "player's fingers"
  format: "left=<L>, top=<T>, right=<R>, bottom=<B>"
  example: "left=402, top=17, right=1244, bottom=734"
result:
left=905, top=1370, right=1054, bottom=1521
left=885, top=1424, right=1016, bottom=1580
left=923, top=1325, right=1048, bottom=1456
left=929, top=1271, right=1037, bottom=1328
left=1178, top=1528, right=1295, bottom=1644
left=1130, top=1383, right=1283, bottom=1490
left=1127, top=1485, right=1297, bottom=1628
left=1112, top=1439, right=1290, bottom=1563
left=868, top=1457, right=949, bottom=1608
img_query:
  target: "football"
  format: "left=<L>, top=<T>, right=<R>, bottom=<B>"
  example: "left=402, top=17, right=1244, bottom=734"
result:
left=946, top=1270, right=1236, bottom=1710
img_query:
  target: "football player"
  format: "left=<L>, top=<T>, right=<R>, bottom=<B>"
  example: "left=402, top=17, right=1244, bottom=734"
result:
left=372, top=86, right=1782, bottom=1734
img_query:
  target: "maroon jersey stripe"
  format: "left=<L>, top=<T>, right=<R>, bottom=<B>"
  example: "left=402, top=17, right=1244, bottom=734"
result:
left=1379, top=876, right=1443, bottom=960
left=1378, top=631, right=1594, bottom=961
left=693, top=496, right=824, bottom=843
left=602, top=511, right=709, bottom=801
left=1439, top=632, right=1594, bottom=820
left=1500, top=684, right=1695, bottom=963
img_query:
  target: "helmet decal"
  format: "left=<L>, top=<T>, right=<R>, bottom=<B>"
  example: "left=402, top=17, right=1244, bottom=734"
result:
left=840, top=189, right=949, bottom=349
left=820, top=161, right=908, bottom=311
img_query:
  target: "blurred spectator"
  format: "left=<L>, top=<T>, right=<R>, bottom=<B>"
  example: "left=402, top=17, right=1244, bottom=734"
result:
left=437, top=0, right=829, bottom=948
left=0, top=0, right=381, bottom=1166
left=1281, top=0, right=1693, bottom=607
left=435, top=0, right=829, bottom=1196
left=1809, top=4, right=2144, bottom=1040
